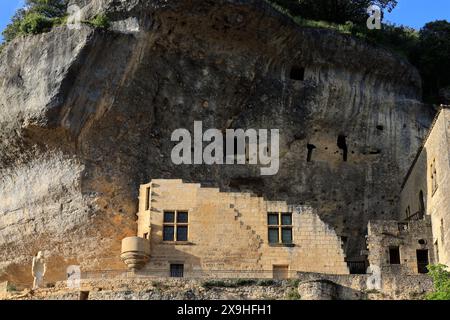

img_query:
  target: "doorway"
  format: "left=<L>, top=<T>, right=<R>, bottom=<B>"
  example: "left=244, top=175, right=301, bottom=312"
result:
left=416, top=250, right=429, bottom=274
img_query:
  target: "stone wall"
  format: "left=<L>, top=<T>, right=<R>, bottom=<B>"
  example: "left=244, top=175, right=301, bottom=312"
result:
left=399, top=107, right=450, bottom=266
left=367, top=218, right=435, bottom=274
left=138, top=179, right=349, bottom=276
left=3, top=273, right=432, bottom=300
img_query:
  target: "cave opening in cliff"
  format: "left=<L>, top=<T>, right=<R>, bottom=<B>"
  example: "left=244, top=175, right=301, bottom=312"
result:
left=337, top=135, right=348, bottom=162
left=290, top=66, right=305, bottom=81
left=307, top=144, right=316, bottom=162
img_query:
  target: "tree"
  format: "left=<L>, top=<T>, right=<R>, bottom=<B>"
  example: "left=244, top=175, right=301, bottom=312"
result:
left=412, top=20, right=450, bottom=103
left=2, top=0, right=68, bottom=42
left=271, top=0, right=397, bottom=25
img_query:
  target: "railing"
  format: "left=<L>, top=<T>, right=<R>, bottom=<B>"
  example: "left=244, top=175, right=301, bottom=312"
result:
left=405, top=211, right=425, bottom=221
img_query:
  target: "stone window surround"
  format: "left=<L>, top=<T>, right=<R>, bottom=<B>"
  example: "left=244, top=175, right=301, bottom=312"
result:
left=162, top=210, right=189, bottom=243
left=267, top=211, right=293, bottom=246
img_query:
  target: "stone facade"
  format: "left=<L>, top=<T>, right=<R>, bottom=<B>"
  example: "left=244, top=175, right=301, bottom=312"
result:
left=399, top=106, right=450, bottom=267
left=135, top=179, right=349, bottom=277
left=367, top=218, right=435, bottom=275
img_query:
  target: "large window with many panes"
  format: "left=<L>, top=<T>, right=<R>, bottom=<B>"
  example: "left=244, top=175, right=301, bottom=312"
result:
left=268, top=212, right=293, bottom=244
left=163, top=211, right=189, bottom=242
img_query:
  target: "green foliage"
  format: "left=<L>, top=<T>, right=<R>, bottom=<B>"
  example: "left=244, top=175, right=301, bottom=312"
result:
left=19, top=12, right=54, bottom=35
left=2, top=0, right=68, bottom=42
left=266, top=0, right=449, bottom=104
left=202, top=280, right=236, bottom=288
left=7, top=283, right=17, bottom=292
left=285, top=287, right=301, bottom=300
left=256, top=279, right=277, bottom=286
left=426, top=264, right=450, bottom=300
left=2, top=9, right=26, bottom=42
left=413, top=21, right=450, bottom=103
left=87, top=14, right=111, bottom=30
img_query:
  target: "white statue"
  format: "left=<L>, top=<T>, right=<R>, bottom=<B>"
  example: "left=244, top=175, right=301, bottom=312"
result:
left=32, top=251, right=46, bottom=289
left=366, top=264, right=382, bottom=291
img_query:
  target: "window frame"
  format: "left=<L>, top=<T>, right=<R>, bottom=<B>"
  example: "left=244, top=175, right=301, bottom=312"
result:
left=389, top=246, right=401, bottom=265
left=163, top=210, right=189, bottom=242
left=267, top=211, right=293, bottom=245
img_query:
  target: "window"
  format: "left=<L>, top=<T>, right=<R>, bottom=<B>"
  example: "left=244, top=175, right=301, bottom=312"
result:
left=143, top=233, right=149, bottom=240
left=163, top=211, right=189, bottom=242
left=405, top=206, right=411, bottom=219
left=268, top=212, right=293, bottom=245
left=170, top=264, right=184, bottom=278
left=389, top=247, right=401, bottom=265
left=431, top=159, right=438, bottom=196
left=145, top=186, right=151, bottom=211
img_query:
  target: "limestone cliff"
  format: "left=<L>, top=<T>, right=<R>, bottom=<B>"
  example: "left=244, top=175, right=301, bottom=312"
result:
left=0, top=0, right=434, bottom=283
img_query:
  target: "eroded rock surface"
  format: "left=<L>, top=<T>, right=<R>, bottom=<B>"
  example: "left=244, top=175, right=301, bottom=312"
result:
left=0, top=0, right=434, bottom=283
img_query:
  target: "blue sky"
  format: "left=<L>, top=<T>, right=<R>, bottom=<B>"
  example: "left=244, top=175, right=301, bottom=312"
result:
left=0, top=0, right=449, bottom=41
left=384, top=0, right=450, bottom=29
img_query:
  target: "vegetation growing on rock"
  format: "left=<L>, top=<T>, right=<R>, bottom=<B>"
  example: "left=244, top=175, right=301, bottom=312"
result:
left=426, top=264, right=450, bottom=300
left=2, top=0, right=68, bottom=42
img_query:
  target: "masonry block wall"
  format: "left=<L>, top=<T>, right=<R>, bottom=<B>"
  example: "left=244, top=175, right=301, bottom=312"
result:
left=136, top=179, right=349, bottom=277
left=367, top=218, right=435, bottom=274
left=399, top=107, right=450, bottom=267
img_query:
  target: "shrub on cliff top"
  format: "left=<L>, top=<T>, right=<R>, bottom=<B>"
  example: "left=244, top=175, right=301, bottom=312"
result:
left=87, top=14, right=111, bottom=30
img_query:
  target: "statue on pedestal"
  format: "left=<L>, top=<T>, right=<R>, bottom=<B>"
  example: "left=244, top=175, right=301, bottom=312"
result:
left=32, top=251, right=46, bottom=289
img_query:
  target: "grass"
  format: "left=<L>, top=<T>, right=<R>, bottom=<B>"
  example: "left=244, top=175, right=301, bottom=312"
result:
left=285, top=288, right=301, bottom=300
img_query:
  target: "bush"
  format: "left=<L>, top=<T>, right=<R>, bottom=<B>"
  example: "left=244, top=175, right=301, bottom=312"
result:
left=19, top=12, right=54, bottom=35
left=257, top=279, right=277, bottom=286
left=426, top=264, right=450, bottom=300
left=202, top=280, right=235, bottom=288
left=201, top=279, right=258, bottom=288
left=2, top=0, right=68, bottom=42
left=285, top=288, right=301, bottom=300
left=88, top=14, right=110, bottom=30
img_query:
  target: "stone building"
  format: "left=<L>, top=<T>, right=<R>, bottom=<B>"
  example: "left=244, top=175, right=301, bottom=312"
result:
left=399, top=106, right=450, bottom=267
left=122, top=179, right=349, bottom=278
left=122, top=108, right=450, bottom=279
left=367, top=218, right=435, bottom=275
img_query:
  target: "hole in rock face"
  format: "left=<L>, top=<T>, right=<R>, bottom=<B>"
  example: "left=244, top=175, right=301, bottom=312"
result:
left=376, top=125, right=384, bottom=131
left=418, top=239, right=427, bottom=245
left=337, top=135, right=348, bottom=162
left=290, top=66, right=305, bottom=81
left=307, top=144, right=316, bottom=162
